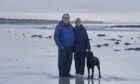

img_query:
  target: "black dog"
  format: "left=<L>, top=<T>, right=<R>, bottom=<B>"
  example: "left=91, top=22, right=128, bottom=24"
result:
left=86, top=51, right=101, bottom=79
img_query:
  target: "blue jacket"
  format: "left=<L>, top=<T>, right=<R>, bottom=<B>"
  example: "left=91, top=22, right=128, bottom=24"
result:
left=74, top=25, right=91, bottom=53
left=54, top=21, right=75, bottom=49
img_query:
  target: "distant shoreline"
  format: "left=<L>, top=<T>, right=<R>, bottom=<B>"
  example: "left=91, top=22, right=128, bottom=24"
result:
left=0, top=17, right=104, bottom=25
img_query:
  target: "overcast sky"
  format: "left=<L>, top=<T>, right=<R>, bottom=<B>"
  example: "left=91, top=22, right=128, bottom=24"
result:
left=0, top=0, right=140, bottom=22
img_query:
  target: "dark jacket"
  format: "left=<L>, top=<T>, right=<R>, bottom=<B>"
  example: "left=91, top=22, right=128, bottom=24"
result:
left=54, top=21, right=75, bottom=49
left=74, top=25, right=91, bottom=53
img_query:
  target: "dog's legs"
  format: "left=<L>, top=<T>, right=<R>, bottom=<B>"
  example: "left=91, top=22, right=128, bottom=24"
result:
left=97, top=65, right=101, bottom=78
left=91, top=67, right=94, bottom=79
left=87, top=67, right=90, bottom=79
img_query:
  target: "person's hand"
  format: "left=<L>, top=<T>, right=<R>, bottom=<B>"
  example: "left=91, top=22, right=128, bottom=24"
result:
left=60, top=47, right=64, bottom=50
left=87, top=49, right=91, bottom=52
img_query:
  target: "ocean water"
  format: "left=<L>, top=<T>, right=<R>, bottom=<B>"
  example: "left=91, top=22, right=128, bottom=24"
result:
left=0, top=23, right=140, bottom=31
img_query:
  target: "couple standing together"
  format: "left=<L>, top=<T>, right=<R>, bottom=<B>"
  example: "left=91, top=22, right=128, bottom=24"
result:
left=54, top=13, right=91, bottom=78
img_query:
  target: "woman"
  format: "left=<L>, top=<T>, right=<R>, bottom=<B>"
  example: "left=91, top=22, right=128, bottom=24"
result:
left=74, top=18, right=91, bottom=78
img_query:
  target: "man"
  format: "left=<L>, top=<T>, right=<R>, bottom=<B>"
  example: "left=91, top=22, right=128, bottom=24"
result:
left=54, top=14, right=74, bottom=78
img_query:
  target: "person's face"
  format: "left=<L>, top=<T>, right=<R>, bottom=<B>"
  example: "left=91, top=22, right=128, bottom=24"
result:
left=62, top=15, right=70, bottom=24
left=75, top=19, right=81, bottom=27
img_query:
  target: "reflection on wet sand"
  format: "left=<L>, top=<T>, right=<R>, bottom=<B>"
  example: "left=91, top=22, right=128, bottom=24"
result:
left=58, top=78, right=101, bottom=84
left=59, top=78, right=70, bottom=84
left=88, top=78, right=101, bottom=84
left=76, top=78, right=84, bottom=84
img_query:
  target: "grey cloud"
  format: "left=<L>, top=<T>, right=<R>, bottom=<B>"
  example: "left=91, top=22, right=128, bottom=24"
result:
left=0, top=0, right=140, bottom=13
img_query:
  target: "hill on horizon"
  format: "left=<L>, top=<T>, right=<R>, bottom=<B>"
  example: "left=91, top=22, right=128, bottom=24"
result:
left=0, top=17, right=104, bottom=24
